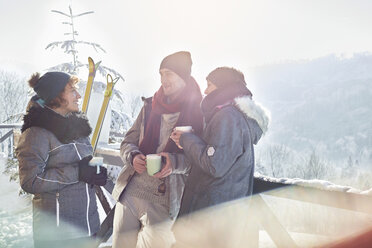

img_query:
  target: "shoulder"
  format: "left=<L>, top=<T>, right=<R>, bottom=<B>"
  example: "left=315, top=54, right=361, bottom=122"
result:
left=142, top=96, right=153, bottom=106
left=19, top=127, right=55, bottom=148
left=207, top=105, right=245, bottom=132
left=17, top=127, right=52, bottom=154
left=22, top=126, right=52, bottom=139
left=212, top=105, right=245, bottom=123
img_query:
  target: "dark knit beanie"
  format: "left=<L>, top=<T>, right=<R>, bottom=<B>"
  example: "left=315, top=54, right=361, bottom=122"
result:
left=159, top=51, right=192, bottom=81
left=206, top=67, right=247, bottom=89
left=34, top=72, right=70, bottom=103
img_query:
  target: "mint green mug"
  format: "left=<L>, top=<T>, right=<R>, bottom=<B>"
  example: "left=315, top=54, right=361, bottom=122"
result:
left=146, top=154, right=162, bottom=176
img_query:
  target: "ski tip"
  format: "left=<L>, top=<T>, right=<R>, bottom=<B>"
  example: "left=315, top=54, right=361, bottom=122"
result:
left=95, top=61, right=102, bottom=69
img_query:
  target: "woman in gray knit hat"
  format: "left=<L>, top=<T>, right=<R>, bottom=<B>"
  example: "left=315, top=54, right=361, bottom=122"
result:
left=16, top=71, right=107, bottom=248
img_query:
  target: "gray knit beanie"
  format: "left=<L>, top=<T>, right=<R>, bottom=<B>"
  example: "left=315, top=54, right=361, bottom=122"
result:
left=34, top=71, right=70, bottom=103
left=206, top=67, right=247, bottom=89
left=159, top=51, right=192, bottom=81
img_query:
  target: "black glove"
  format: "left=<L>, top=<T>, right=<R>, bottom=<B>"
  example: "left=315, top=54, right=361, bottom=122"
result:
left=78, top=156, right=107, bottom=186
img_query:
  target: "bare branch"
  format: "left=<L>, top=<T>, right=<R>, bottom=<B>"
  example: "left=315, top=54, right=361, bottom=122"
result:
left=74, top=11, right=94, bottom=17
left=45, top=41, right=64, bottom=50
left=51, top=10, right=71, bottom=17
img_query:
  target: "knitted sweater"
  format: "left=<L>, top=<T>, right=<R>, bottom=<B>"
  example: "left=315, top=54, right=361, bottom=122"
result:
left=124, top=112, right=180, bottom=206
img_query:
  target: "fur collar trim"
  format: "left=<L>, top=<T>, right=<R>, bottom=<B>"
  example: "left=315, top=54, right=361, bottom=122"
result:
left=234, top=96, right=270, bottom=134
left=21, top=106, right=92, bottom=144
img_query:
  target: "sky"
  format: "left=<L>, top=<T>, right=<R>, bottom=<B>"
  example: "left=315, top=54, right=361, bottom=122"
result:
left=1, top=0, right=372, bottom=95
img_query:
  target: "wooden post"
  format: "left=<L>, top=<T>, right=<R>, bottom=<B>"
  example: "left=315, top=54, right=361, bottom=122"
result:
left=244, top=217, right=260, bottom=248
left=252, top=195, right=298, bottom=248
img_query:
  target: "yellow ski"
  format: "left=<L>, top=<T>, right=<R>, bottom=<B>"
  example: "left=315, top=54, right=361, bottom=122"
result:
left=82, top=57, right=101, bottom=114
left=91, top=74, right=119, bottom=152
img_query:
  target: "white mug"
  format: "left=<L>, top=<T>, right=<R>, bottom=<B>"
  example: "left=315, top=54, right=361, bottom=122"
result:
left=174, top=126, right=193, bottom=132
left=89, top=156, right=103, bottom=174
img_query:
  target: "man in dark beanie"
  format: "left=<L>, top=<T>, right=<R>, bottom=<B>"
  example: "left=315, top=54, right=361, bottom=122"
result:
left=112, top=51, right=203, bottom=248
left=171, top=66, right=270, bottom=247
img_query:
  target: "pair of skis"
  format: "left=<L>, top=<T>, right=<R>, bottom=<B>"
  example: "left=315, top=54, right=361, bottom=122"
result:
left=82, top=57, right=119, bottom=216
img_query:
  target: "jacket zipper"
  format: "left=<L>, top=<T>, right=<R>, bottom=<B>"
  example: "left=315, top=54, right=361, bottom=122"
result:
left=56, top=192, right=60, bottom=227
left=85, top=183, right=91, bottom=236
left=74, top=142, right=91, bottom=235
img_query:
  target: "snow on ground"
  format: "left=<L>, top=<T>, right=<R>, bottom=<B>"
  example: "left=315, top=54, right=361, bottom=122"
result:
left=0, top=154, right=33, bottom=248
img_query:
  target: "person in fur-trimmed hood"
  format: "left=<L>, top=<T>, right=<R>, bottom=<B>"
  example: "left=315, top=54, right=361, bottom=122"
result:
left=170, top=67, right=270, bottom=247
left=16, top=71, right=107, bottom=248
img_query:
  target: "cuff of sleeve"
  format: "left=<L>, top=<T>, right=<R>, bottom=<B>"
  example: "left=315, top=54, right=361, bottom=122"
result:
left=129, top=151, right=141, bottom=166
left=179, top=132, right=193, bottom=150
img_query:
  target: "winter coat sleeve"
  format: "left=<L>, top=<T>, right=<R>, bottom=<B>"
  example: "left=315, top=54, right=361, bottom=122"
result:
left=168, top=153, right=191, bottom=175
left=16, top=127, right=79, bottom=194
left=180, top=109, right=244, bottom=178
left=120, top=106, right=144, bottom=165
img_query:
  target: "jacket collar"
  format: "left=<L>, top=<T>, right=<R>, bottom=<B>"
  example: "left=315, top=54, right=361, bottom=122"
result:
left=21, top=106, right=92, bottom=144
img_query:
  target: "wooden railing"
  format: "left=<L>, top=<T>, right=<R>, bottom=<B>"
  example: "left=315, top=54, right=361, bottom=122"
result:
left=96, top=148, right=372, bottom=248
left=250, top=178, right=372, bottom=247
left=3, top=124, right=371, bottom=247
left=0, top=124, right=22, bottom=157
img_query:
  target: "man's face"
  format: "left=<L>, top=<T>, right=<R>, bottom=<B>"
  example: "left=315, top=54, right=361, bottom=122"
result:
left=160, top=68, right=186, bottom=97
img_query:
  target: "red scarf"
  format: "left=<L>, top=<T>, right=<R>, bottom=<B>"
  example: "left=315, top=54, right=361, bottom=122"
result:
left=139, top=77, right=203, bottom=155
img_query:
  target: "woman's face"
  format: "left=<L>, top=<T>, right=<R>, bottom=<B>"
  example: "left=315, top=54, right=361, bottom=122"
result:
left=204, top=80, right=218, bottom=95
left=160, top=68, right=186, bottom=97
left=61, top=83, right=81, bottom=114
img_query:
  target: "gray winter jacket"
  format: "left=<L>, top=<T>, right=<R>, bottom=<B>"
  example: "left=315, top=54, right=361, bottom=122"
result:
left=112, top=98, right=191, bottom=219
left=16, top=125, right=100, bottom=241
left=178, top=96, right=269, bottom=215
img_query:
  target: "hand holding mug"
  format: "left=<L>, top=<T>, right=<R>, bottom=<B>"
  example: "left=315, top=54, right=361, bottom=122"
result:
left=133, top=153, right=146, bottom=174
left=170, top=126, right=193, bottom=149
left=153, top=152, right=173, bottom=178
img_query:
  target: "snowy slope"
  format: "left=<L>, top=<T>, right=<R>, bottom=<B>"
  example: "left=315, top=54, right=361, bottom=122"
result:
left=250, top=53, right=372, bottom=167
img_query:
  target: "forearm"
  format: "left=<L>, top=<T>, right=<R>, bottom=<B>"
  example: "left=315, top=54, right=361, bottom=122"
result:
left=180, top=116, right=244, bottom=178
left=20, top=164, right=79, bottom=194
left=180, top=133, right=217, bottom=176
left=168, top=152, right=191, bottom=175
left=120, top=107, right=144, bottom=164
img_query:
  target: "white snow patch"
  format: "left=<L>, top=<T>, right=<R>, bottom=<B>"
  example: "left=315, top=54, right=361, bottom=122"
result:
left=361, top=188, right=372, bottom=196
left=0, top=158, right=33, bottom=247
left=254, top=172, right=364, bottom=194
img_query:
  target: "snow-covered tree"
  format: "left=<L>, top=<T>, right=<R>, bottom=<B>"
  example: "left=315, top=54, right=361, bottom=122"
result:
left=0, top=70, right=29, bottom=123
left=46, top=5, right=123, bottom=81
left=301, top=149, right=329, bottom=180
left=267, top=144, right=290, bottom=178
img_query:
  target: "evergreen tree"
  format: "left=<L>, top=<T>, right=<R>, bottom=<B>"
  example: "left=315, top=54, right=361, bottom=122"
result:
left=46, top=5, right=123, bottom=81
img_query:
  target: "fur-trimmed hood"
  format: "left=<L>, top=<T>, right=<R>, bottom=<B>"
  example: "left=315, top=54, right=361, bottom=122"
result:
left=21, top=106, right=92, bottom=144
left=234, top=96, right=270, bottom=143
